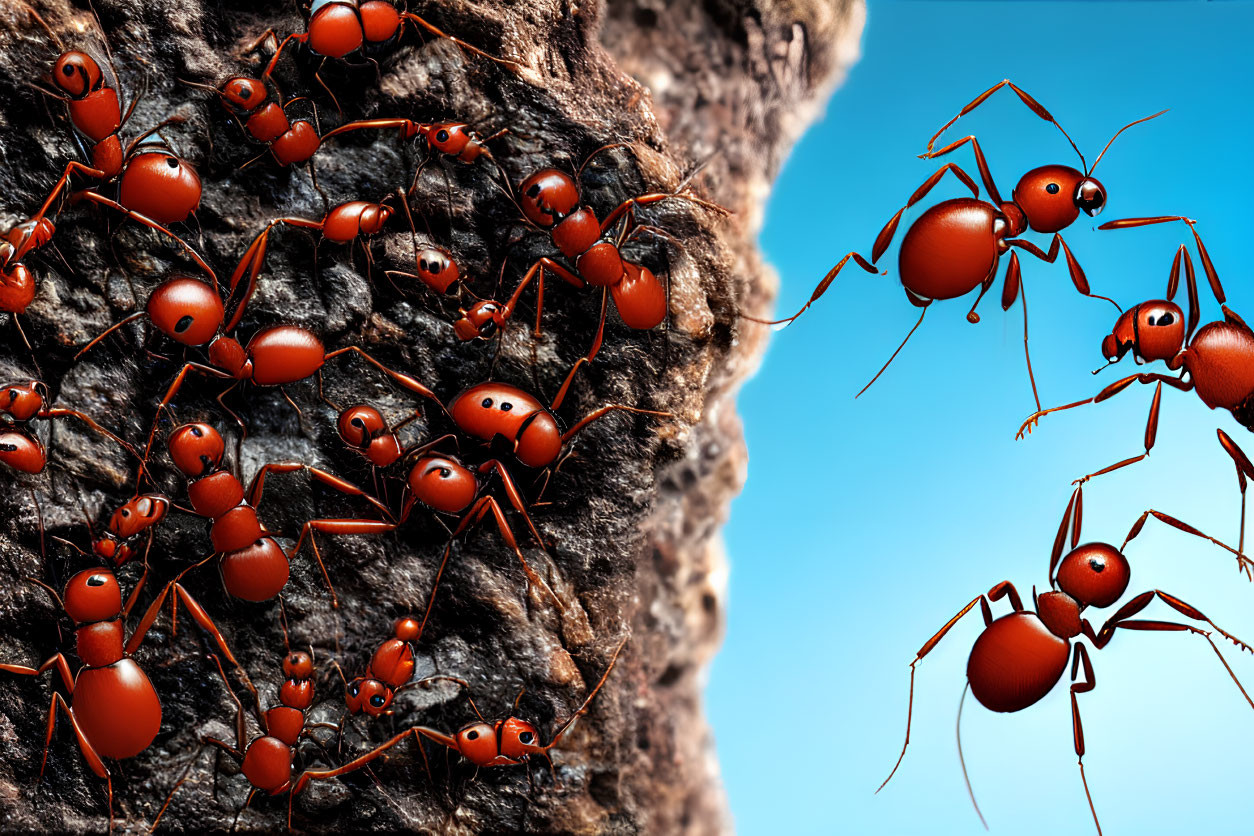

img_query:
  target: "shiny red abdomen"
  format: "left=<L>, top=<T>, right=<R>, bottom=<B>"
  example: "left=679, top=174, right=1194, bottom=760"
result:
left=242, top=735, right=293, bottom=792
left=246, top=326, right=325, bottom=386
left=73, top=660, right=162, bottom=760
left=1182, top=322, right=1254, bottom=411
left=966, top=612, right=1069, bottom=713
left=898, top=198, right=999, bottom=302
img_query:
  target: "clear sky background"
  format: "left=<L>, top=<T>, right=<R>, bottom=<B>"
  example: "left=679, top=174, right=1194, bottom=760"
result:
left=707, top=2, right=1254, bottom=834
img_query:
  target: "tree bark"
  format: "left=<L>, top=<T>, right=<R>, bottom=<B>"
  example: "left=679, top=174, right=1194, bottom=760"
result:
left=0, top=0, right=863, bottom=832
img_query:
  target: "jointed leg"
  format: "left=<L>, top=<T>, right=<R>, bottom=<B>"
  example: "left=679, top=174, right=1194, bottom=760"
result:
left=1073, top=382, right=1163, bottom=484
left=877, top=582, right=1022, bottom=793
left=1068, top=644, right=1102, bottom=836
left=560, top=403, right=672, bottom=445
left=289, top=727, right=423, bottom=825
left=997, top=252, right=1042, bottom=411
left=1099, top=217, right=1224, bottom=306
left=323, top=346, right=444, bottom=412
left=1122, top=508, right=1252, bottom=580
left=285, top=518, right=398, bottom=608
left=74, top=191, right=218, bottom=291
left=871, top=163, right=980, bottom=264
left=1218, top=429, right=1254, bottom=556
left=1016, top=372, right=1190, bottom=440
left=43, top=693, right=113, bottom=831
left=919, top=135, right=1004, bottom=205
left=246, top=462, right=395, bottom=521
left=921, top=79, right=1083, bottom=163
left=1006, top=235, right=1120, bottom=312
left=741, top=251, right=877, bottom=326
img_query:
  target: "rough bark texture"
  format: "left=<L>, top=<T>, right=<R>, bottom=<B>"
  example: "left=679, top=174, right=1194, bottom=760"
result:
left=0, top=0, right=863, bottom=832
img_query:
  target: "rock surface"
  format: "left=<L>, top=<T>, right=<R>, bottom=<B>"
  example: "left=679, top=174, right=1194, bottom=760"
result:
left=0, top=0, right=863, bottom=832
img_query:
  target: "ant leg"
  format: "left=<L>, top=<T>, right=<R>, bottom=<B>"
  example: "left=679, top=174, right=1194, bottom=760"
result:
left=43, top=693, right=113, bottom=830
left=1016, top=372, right=1191, bottom=441
left=1122, top=508, right=1251, bottom=580
left=877, top=583, right=1020, bottom=793
left=0, top=652, right=76, bottom=691
left=127, top=581, right=254, bottom=695
left=871, top=163, right=980, bottom=264
left=73, top=192, right=218, bottom=291
left=918, top=135, right=1004, bottom=204
left=402, top=13, right=518, bottom=69
left=322, top=346, right=443, bottom=409
left=856, top=307, right=928, bottom=399
left=921, top=80, right=1083, bottom=162
left=559, top=403, right=671, bottom=446
left=289, top=728, right=423, bottom=825
left=953, top=683, right=987, bottom=830
left=247, top=463, right=394, bottom=520
left=479, top=460, right=546, bottom=547
left=1101, top=217, right=1223, bottom=306
left=465, top=496, right=561, bottom=610
left=549, top=291, right=608, bottom=412
left=1073, top=382, right=1164, bottom=484
left=741, top=252, right=877, bottom=327
left=997, top=253, right=1041, bottom=412
left=30, top=161, right=108, bottom=221
left=285, top=519, right=398, bottom=608
left=1068, top=644, right=1102, bottom=836
left=964, top=275, right=995, bottom=325
left=1005, top=236, right=1120, bottom=312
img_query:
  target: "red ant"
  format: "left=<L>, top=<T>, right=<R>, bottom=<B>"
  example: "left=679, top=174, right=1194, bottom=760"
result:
left=89, top=493, right=170, bottom=569
left=245, top=0, right=518, bottom=112
left=165, top=420, right=396, bottom=605
left=333, top=378, right=668, bottom=635
left=1017, top=218, right=1254, bottom=484
left=229, top=197, right=395, bottom=310
left=340, top=615, right=420, bottom=717
left=73, top=272, right=439, bottom=465
left=0, top=562, right=250, bottom=831
left=454, top=149, right=726, bottom=360
left=13, top=3, right=216, bottom=285
left=746, top=80, right=1163, bottom=409
left=0, top=380, right=137, bottom=474
left=321, top=118, right=511, bottom=195
left=396, top=633, right=629, bottom=777
left=157, top=642, right=419, bottom=829
left=181, top=75, right=322, bottom=169
left=877, top=486, right=1254, bottom=834
left=0, top=218, right=54, bottom=352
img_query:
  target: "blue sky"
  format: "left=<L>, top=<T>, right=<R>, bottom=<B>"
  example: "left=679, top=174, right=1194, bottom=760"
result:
left=708, top=2, right=1254, bottom=834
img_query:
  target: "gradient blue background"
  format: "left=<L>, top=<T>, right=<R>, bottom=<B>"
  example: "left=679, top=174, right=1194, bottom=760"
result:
left=707, top=2, right=1254, bottom=834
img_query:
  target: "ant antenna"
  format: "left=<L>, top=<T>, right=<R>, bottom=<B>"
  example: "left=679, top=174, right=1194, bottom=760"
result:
left=1088, top=110, right=1168, bottom=175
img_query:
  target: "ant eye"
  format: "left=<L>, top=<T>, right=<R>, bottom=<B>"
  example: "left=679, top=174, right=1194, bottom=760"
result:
left=438, top=467, right=451, bottom=477
left=166, top=158, right=179, bottom=169
left=518, top=732, right=534, bottom=744
left=62, top=65, right=74, bottom=76
left=370, top=695, right=385, bottom=707
left=501, top=402, right=512, bottom=411
left=1149, top=312, right=1175, bottom=327
left=436, top=129, right=449, bottom=142
left=87, top=575, right=106, bottom=587
left=1088, top=556, right=1105, bottom=573
left=1046, top=183, right=1060, bottom=194
left=481, top=398, right=493, bottom=408
left=191, top=426, right=204, bottom=436
left=349, top=684, right=359, bottom=695
left=526, top=184, right=540, bottom=198
left=174, top=315, right=194, bottom=333
left=466, top=730, right=479, bottom=740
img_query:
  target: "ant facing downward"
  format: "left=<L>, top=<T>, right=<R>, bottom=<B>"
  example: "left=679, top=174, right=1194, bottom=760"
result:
left=877, top=485, right=1254, bottom=835
left=746, top=80, right=1163, bottom=409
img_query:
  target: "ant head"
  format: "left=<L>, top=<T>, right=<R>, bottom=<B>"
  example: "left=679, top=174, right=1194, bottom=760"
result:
left=408, top=455, right=478, bottom=513
left=416, top=247, right=460, bottom=294
left=283, top=650, right=313, bottom=680
left=63, top=569, right=122, bottom=624
left=146, top=277, right=224, bottom=346
left=453, top=301, right=504, bottom=341
left=0, top=429, right=46, bottom=473
left=422, top=123, right=470, bottom=156
left=168, top=422, right=225, bottom=477
left=519, top=169, right=580, bottom=228
left=1013, top=165, right=1102, bottom=232
left=455, top=721, right=501, bottom=765
left=1055, top=543, right=1130, bottom=608
left=345, top=677, right=394, bottom=716
left=338, top=404, right=387, bottom=449
left=1101, top=301, right=1184, bottom=364
left=108, top=495, right=169, bottom=538
left=219, top=76, right=267, bottom=111
left=394, top=616, right=421, bottom=642
left=6, top=218, right=56, bottom=258
left=360, top=203, right=392, bottom=235
left=1, top=380, right=48, bottom=422
left=52, top=51, right=103, bottom=98
left=498, top=716, right=543, bottom=759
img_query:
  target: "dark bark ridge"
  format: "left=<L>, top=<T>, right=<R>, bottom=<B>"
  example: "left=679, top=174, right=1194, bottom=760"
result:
left=0, top=0, right=863, bottom=832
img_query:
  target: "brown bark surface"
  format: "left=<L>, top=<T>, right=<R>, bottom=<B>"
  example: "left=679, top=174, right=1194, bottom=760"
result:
left=0, top=0, right=863, bottom=831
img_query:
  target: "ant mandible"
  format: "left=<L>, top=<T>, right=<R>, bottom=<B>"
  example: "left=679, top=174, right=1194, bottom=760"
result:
left=0, top=562, right=250, bottom=831
left=392, top=633, right=629, bottom=777
left=244, top=0, right=518, bottom=113
left=453, top=146, right=727, bottom=360
left=12, top=4, right=217, bottom=285
left=1017, top=218, right=1254, bottom=484
left=877, top=486, right=1254, bottom=834
left=0, top=380, right=138, bottom=474
left=165, top=420, right=395, bottom=605
left=746, top=80, right=1163, bottom=409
